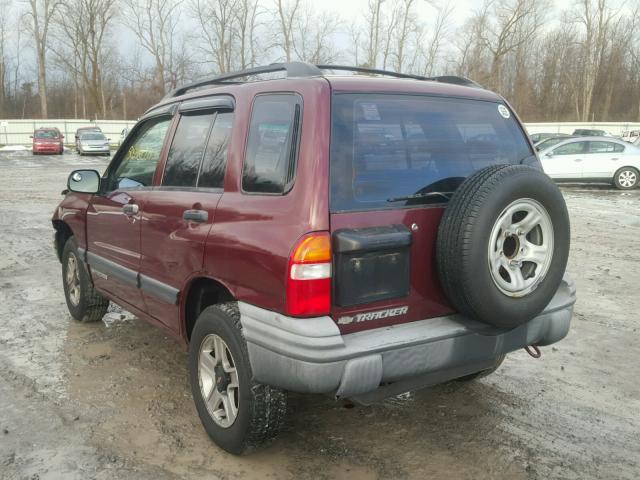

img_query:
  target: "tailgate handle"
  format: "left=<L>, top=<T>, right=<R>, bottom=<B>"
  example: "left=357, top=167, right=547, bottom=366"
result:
left=333, top=224, right=412, bottom=253
left=183, top=209, right=208, bottom=222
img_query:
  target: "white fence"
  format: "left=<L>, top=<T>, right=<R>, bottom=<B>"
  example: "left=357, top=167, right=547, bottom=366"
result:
left=2, top=119, right=640, bottom=147
left=0, top=119, right=138, bottom=147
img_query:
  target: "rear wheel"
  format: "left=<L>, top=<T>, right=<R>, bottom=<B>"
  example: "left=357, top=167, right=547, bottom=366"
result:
left=613, top=167, right=638, bottom=190
left=189, top=303, right=287, bottom=454
left=62, top=238, right=109, bottom=322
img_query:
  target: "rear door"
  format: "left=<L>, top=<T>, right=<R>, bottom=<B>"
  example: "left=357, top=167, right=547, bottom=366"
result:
left=329, top=93, right=534, bottom=333
left=87, top=114, right=173, bottom=310
left=582, top=140, right=625, bottom=179
left=541, top=140, right=588, bottom=179
left=139, top=98, right=234, bottom=332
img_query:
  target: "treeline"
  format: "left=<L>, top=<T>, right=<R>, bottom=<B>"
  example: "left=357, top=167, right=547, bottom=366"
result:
left=0, top=0, right=638, bottom=121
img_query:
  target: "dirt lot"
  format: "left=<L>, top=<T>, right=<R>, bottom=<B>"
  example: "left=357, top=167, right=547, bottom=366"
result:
left=0, top=152, right=638, bottom=480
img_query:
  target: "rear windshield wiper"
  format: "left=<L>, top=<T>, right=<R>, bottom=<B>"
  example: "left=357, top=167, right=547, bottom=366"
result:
left=386, top=191, right=454, bottom=203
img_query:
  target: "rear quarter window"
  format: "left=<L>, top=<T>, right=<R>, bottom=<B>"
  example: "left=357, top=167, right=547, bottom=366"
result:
left=330, top=94, right=532, bottom=212
left=242, top=94, right=302, bottom=194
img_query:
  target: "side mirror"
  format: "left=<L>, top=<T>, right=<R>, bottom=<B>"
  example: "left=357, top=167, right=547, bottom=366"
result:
left=68, top=169, right=100, bottom=194
left=107, top=138, right=111, bottom=141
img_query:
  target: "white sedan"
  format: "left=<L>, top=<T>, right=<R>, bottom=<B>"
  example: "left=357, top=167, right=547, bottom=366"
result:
left=538, top=136, right=640, bottom=190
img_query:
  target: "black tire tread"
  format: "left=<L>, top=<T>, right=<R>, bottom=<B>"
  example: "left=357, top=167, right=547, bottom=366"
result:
left=62, top=237, right=109, bottom=323
left=437, top=164, right=513, bottom=317
left=191, top=302, right=287, bottom=454
left=613, top=166, right=639, bottom=190
left=215, top=302, right=287, bottom=452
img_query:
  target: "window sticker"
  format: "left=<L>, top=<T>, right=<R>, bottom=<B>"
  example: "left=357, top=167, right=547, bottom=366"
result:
left=361, top=103, right=381, bottom=121
left=498, top=105, right=510, bottom=119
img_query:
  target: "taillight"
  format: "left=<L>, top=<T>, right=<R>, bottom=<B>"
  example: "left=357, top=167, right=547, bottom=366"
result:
left=286, top=232, right=331, bottom=316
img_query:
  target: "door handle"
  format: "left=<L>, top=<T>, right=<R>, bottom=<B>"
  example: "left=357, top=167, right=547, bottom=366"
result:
left=611, top=158, right=619, bottom=161
left=183, top=209, right=208, bottom=222
left=574, top=159, right=582, bottom=162
left=122, top=203, right=139, bottom=215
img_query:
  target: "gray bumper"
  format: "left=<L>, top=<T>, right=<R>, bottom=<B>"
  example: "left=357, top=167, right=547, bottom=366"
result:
left=239, top=278, right=576, bottom=403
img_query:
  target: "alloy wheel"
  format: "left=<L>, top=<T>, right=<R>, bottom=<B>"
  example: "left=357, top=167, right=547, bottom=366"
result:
left=198, top=334, right=240, bottom=428
left=488, top=198, right=554, bottom=297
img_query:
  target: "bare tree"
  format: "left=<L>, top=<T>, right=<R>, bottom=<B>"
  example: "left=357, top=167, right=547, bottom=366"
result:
left=52, top=0, right=116, bottom=119
left=364, top=0, right=384, bottom=67
left=422, top=1, right=453, bottom=76
left=291, top=7, right=341, bottom=64
left=234, top=0, right=262, bottom=69
left=190, top=0, right=262, bottom=74
left=24, top=0, right=61, bottom=118
left=121, top=0, right=186, bottom=96
left=274, top=0, right=301, bottom=62
left=478, top=0, right=547, bottom=92
left=573, top=0, right=617, bottom=121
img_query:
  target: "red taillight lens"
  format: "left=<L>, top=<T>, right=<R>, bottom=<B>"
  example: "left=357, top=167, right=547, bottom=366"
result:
left=286, top=232, right=331, bottom=316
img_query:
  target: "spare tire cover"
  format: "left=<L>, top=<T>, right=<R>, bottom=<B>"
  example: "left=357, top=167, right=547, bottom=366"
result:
left=436, top=164, right=570, bottom=328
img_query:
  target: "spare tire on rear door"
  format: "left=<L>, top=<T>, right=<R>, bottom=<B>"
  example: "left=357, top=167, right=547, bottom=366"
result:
left=437, top=164, right=570, bottom=328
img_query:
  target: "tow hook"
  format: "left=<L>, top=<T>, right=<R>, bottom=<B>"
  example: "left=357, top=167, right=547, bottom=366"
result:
left=524, top=345, right=542, bottom=358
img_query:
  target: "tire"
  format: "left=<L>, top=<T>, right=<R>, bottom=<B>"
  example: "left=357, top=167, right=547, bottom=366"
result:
left=437, top=164, right=570, bottom=328
left=61, top=237, right=109, bottom=322
left=613, top=167, right=639, bottom=190
left=456, top=355, right=506, bottom=381
left=188, top=302, right=287, bottom=454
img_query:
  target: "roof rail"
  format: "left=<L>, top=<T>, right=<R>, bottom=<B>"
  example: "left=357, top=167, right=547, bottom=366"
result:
left=316, top=64, right=430, bottom=81
left=165, top=62, right=482, bottom=98
left=165, top=62, right=322, bottom=98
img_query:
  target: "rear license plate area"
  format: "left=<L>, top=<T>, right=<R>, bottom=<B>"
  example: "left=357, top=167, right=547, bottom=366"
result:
left=333, top=225, right=411, bottom=307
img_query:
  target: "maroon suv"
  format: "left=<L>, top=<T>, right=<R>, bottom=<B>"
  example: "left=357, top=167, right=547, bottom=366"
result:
left=53, top=63, right=575, bottom=454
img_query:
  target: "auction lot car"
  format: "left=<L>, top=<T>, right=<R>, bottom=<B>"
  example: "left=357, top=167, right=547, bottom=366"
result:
left=539, top=136, right=640, bottom=189
left=75, top=126, right=102, bottom=151
left=32, top=127, right=64, bottom=154
left=77, top=131, right=111, bottom=156
left=52, top=63, right=575, bottom=454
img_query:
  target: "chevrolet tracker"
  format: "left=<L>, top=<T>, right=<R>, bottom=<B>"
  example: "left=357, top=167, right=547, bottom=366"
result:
left=52, top=63, right=575, bottom=454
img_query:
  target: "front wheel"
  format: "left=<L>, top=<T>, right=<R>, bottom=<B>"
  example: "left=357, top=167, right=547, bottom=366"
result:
left=189, top=303, right=287, bottom=454
left=61, top=238, right=109, bottom=322
left=614, top=167, right=639, bottom=190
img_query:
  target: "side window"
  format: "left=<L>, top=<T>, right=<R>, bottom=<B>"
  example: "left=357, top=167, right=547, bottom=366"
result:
left=198, top=112, right=234, bottom=189
left=242, top=94, right=301, bottom=194
left=163, top=113, right=215, bottom=187
left=588, top=141, right=621, bottom=154
left=110, top=117, right=171, bottom=190
left=553, top=142, right=587, bottom=155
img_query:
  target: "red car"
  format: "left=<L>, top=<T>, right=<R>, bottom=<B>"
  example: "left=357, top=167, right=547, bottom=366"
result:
left=32, top=128, right=64, bottom=155
left=52, top=63, right=575, bottom=454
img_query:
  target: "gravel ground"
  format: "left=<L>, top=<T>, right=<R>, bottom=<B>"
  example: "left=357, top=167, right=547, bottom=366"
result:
left=0, top=152, right=639, bottom=480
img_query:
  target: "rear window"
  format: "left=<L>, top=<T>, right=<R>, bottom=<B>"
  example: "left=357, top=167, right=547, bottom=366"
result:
left=330, top=94, right=533, bottom=212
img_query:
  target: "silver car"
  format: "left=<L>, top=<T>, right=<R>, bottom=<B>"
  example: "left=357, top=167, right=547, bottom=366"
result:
left=538, top=136, right=640, bottom=189
left=78, top=132, right=111, bottom=156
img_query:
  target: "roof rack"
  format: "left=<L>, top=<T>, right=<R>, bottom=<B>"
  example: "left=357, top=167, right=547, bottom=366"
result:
left=165, top=62, right=481, bottom=98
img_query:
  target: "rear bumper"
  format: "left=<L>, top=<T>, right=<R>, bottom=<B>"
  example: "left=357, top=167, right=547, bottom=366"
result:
left=239, top=278, right=576, bottom=403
